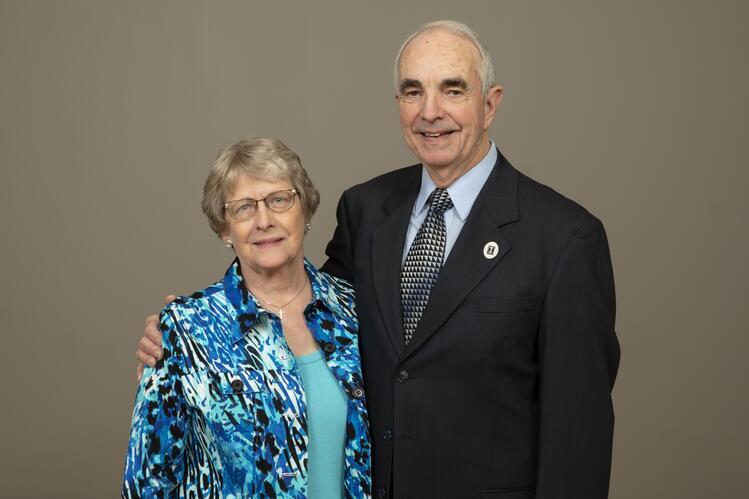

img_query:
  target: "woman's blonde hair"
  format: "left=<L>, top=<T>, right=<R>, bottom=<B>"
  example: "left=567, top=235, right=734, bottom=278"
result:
left=201, top=137, right=320, bottom=236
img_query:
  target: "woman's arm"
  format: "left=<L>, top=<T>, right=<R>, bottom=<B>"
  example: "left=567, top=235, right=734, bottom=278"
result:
left=122, top=308, right=188, bottom=498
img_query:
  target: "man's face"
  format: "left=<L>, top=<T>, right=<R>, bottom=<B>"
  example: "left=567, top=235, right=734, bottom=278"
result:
left=397, top=29, right=501, bottom=184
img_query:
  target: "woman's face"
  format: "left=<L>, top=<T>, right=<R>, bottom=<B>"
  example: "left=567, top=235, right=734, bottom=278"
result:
left=223, top=175, right=306, bottom=276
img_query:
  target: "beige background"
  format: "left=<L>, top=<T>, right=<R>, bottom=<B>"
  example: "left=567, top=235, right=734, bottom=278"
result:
left=1, top=1, right=747, bottom=498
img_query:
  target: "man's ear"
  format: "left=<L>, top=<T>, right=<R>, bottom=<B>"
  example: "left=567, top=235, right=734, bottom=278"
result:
left=483, top=85, right=503, bottom=129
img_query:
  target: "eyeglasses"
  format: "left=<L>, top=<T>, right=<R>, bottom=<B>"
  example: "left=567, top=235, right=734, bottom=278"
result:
left=224, top=189, right=298, bottom=221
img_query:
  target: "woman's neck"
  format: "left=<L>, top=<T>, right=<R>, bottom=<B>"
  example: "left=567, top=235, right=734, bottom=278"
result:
left=239, top=257, right=308, bottom=301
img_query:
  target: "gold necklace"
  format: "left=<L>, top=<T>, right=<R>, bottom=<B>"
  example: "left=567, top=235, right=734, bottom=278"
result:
left=249, top=278, right=308, bottom=320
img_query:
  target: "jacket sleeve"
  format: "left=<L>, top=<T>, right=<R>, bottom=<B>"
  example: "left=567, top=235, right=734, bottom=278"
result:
left=122, top=309, right=188, bottom=498
left=535, top=217, right=620, bottom=499
left=322, top=190, right=355, bottom=283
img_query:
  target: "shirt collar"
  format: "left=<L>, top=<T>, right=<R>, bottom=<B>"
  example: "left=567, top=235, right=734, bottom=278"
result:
left=412, top=142, right=497, bottom=221
left=223, top=257, right=348, bottom=342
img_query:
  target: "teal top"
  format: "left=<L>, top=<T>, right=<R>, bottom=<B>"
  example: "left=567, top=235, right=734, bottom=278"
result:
left=297, top=348, right=348, bottom=499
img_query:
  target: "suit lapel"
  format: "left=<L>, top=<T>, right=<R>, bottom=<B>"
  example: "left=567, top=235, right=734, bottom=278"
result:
left=403, top=155, right=520, bottom=358
left=371, top=167, right=422, bottom=355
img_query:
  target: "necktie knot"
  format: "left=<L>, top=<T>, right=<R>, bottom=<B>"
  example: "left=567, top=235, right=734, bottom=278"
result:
left=428, top=188, right=453, bottom=215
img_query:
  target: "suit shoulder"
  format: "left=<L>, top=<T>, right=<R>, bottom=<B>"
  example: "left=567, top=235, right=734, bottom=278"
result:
left=515, top=168, right=603, bottom=232
left=343, top=164, right=421, bottom=198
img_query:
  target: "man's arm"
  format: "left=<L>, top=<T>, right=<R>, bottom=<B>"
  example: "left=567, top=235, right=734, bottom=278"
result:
left=321, top=191, right=355, bottom=283
left=536, top=217, right=620, bottom=499
left=135, top=295, right=175, bottom=381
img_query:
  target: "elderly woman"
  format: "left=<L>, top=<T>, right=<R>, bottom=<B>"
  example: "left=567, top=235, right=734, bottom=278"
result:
left=122, top=138, right=371, bottom=498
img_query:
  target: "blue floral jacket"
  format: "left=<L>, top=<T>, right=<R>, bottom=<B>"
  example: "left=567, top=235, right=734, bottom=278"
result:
left=122, top=259, right=371, bottom=498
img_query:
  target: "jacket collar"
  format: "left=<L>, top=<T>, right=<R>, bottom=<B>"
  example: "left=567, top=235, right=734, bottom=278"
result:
left=372, top=148, right=520, bottom=357
left=222, top=258, right=348, bottom=343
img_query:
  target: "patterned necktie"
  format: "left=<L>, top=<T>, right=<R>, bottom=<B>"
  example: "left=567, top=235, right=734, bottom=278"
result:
left=400, top=187, right=454, bottom=345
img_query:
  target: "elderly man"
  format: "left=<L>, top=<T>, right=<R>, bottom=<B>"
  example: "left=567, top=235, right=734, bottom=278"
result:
left=138, top=20, right=619, bottom=499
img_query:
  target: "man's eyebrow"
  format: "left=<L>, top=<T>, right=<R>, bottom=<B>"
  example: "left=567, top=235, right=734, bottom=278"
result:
left=441, top=78, right=468, bottom=90
left=399, top=79, right=422, bottom=93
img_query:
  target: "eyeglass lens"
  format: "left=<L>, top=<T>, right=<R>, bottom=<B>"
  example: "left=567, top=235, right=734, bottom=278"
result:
left=227, top=190, right=295, bottom=220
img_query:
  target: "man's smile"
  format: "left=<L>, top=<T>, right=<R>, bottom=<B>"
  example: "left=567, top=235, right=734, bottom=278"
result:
left=417, top=129, right=458, bottom=143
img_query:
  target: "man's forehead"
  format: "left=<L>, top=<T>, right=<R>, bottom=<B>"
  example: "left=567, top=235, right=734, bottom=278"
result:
left=399, top=29, right=481, bottom=77
left=403, top=29, right=479, bottom=57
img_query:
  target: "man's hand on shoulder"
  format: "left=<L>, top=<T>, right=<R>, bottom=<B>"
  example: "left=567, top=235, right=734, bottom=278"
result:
left=136, top=295, right=175, bottom=381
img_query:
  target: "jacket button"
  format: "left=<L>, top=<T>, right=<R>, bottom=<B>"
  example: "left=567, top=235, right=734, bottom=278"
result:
left=323, top=343, right=336, bottom=354
left=230, top=379, right=244, bottom=393
left=383, top=429, right=393, bottom=440
left=377, top=488, right=387, bottom=498
left=396, top=370, right=409, bottom=383
left=352, top=386, right=365, bottom=399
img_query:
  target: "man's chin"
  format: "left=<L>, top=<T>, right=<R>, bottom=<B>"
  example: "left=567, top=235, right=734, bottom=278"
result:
left=418, top=152, right=460, bottom=170
left=408, top=142, right=452, bottom=162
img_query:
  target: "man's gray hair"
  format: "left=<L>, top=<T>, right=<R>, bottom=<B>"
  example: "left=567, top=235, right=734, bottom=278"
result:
left=394, top=20, right=496, bottom=96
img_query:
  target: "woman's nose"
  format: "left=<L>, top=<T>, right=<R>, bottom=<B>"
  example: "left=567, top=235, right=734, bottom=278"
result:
left=254, top=201, right=274, bottom=230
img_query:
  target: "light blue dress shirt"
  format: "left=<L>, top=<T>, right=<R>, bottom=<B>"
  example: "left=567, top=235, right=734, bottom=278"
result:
left=402, top=143, right=497, bottom=264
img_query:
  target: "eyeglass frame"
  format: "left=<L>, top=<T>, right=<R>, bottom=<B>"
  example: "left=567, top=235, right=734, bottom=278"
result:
left=223, top=188, right=299, bottom=221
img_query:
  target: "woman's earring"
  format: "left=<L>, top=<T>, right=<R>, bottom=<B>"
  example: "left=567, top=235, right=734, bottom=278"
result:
left=304, top=223, right=311, bottom=234
left=224, top=239, right=233, bottom=248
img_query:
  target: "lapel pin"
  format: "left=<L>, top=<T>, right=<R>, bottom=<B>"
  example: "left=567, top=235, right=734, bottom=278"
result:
left=483, top=241, right=499, bottom=259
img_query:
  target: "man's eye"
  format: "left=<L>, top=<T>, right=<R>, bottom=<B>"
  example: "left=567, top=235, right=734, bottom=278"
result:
left=447, top=89, right=464, bottom=96
left=403, top=90, right=421, bottom=97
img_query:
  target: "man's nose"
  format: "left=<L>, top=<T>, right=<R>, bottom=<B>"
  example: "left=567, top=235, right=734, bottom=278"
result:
left=420, top=92, right=444, bottom=122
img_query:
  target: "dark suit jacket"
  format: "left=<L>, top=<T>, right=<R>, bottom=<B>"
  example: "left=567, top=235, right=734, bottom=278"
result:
left=322, top=150, right=620, bottom=499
